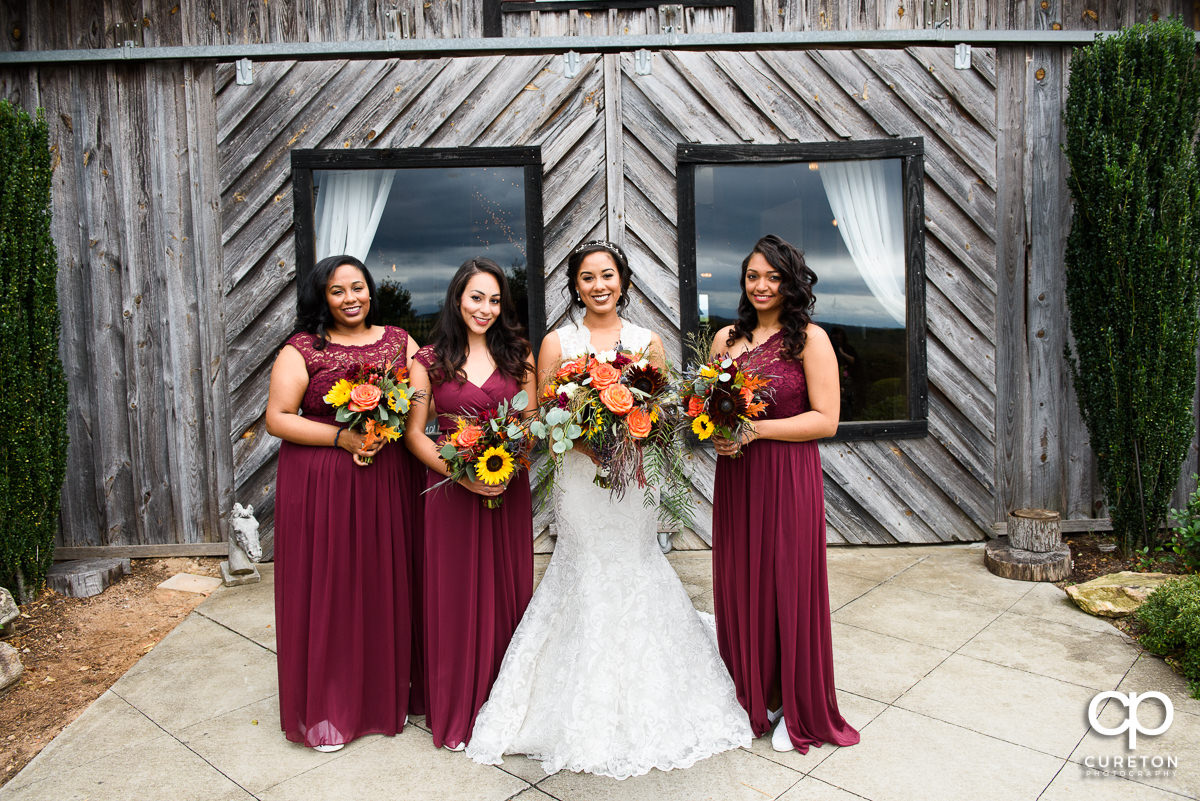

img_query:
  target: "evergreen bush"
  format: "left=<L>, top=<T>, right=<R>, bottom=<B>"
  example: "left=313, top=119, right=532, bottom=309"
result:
left=1063, top=20, right=1200, bottom=554
left=0, top=100, right=68, bottom=599
left=1136, top=574, right=1200, bottom=699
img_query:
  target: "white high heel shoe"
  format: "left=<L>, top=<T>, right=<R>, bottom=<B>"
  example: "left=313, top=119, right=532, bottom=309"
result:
left=771, top=716, right=795, bottom=752
left=313, top=743, right=344, bottom=753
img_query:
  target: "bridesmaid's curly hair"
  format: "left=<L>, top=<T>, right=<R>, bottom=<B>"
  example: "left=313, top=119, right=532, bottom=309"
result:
left=293, top=255, right=380, bottom=351
left=726, top=234, right=818, bottom=361
left=428, top=257, right=532, bottom=385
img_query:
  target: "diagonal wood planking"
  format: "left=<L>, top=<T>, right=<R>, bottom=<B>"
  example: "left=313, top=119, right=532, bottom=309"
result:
left=619, top=48, right=998, bottom=544
left=219, top=54, right=607, bottom=556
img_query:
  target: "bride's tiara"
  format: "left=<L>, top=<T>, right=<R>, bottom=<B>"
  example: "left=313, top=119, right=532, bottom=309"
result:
left=571, top=239, right=628, bottom=262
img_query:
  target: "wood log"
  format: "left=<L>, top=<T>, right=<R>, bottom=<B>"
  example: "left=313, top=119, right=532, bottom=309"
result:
left=1008, top=508, right=1062, bottom=552
left=984, top=537, right=1071, bottom=582
left=45, top=559, right=131, bottom=598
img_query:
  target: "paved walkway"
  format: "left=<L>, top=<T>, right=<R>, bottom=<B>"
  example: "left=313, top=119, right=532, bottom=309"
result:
left=3, top=544, right=1197, bottom=801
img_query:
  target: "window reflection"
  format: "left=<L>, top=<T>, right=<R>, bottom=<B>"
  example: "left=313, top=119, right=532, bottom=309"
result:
left=694, top=160, right=907, bottom=423
left=313, top=166, right=529, bottom=343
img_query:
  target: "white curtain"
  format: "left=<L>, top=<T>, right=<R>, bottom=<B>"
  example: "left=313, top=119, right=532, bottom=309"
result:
left=313, top=169, right=396, bottom=262
left=818, top=160, right=907, bottom=326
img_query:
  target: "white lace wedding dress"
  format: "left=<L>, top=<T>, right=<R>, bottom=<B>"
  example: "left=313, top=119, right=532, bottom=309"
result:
left=465, top=320, right=752, bottom=779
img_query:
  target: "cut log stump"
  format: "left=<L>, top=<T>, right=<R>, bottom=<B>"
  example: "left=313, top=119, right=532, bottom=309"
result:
left=1008, top=508, right=1062, bottom=553
left=985, top=537, right=1071, bottom=582
left=45, top=558, right=131, bottom=598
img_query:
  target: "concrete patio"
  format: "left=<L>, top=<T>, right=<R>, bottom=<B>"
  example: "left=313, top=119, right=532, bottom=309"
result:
left=3, top=544, right=1197, bottom=801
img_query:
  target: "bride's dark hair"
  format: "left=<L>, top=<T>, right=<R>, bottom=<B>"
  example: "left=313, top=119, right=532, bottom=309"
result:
left=428, top=257, right=531, bottom=385
left=726, top=234, right=818, bottom=361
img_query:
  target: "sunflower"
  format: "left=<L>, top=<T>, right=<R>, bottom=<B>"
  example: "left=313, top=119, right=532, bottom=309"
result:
left=624, top=363, right=667, bottom=398
left=476, top=446, right=515, bottom=485
left=324, top=378, right=355, bottom=407
left=691, top=414, right=715, bottom=440
left=707, top=384, right=750, bottom=430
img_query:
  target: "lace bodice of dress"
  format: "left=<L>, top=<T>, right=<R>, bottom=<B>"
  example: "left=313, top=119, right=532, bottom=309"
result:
left=730, top=331, right=810, bottom=419
left=555, top=318, right=653, bottom=360
left=287, top=326, right=410, bottom=423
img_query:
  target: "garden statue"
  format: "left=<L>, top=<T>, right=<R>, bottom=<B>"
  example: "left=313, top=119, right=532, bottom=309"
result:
left=221, top=503, right=262, bottom=586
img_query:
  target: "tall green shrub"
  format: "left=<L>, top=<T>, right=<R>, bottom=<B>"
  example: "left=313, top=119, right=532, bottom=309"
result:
left=0, top=100, right=68, bottom=599
left=1064, top=20, right=1200, bottom=554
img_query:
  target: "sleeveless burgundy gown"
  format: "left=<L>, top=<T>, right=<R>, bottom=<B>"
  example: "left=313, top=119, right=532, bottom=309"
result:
left=414, top=345, right=533, bottom=749
left=711, top=331, right=860, bottom=753
left=273, top=326, right=424, bottom=747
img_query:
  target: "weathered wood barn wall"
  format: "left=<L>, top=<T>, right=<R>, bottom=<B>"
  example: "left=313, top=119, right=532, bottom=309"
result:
left=0, top=1, right=1196, bottom=557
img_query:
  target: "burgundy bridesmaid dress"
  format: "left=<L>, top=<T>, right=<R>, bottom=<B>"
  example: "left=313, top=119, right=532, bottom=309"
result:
left=273, top=326, right=421, bottom=747
left=711, top=331, right=860, bottom=753
left=415, top=346, right=534, bottom=749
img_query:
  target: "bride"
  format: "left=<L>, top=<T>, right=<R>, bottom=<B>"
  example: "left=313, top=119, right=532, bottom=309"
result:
left=465, top=240, right=752, bottom=779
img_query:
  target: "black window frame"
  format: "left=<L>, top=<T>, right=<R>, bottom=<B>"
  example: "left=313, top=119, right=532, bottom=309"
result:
left=483, top=0, right=754, bottom=37
left=676, top=138, right=929, bottom=442
left=291, top=146, right=547, bottom=350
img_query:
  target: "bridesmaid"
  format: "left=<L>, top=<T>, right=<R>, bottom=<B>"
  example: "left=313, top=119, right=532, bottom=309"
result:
left=266, top=254, right=422, bottom=751
left=709, top=234, right=860, bottom=754
left=404, top=257, right=538, bottom=751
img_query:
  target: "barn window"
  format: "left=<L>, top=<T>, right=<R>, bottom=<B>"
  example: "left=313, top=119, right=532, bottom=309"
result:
left=677, top=139, right=928, bottom=441
left=291, top=147, right=545, bottom=348
left=482, top=0, right=754, bottom=37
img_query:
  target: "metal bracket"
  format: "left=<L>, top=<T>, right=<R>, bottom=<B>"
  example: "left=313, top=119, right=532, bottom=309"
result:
left=563, top=50, right=581, bottom=79
left=924, top=0, right=951, bottom=29
left=113, top=21, right=142, bottom=53
left=385, top=6, right=412, bottom=41
left=635, top=49, right=652, bottom=76
left=235, top=58, right=254, bottom=85
left=660, top=4, right=683, bottom=36
left=954, top=43, right=972, bottom=69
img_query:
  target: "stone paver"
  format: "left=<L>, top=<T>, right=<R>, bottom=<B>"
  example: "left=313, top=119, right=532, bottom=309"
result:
left=6, top=543, right=1197, bottom=801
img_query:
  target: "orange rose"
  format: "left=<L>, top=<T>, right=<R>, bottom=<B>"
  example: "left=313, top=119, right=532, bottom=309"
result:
left=455, top=424, right=483, bottom=448
left=556, top=358, right=585, bottom=380
left=686, top=395, right=706, bottom=418
left=348, top=383, right=382, bottom=412
left=599, top=384, right=634, bottom=415
left=626, top=407, right=652, bottom=439
left=588, top=362, right=622, bottom=390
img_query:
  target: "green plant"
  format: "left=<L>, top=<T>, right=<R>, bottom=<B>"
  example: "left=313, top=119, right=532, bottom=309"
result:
left=0, top=100, right=68, bottom=600
left=1063, top=20, right=1200, bottom=555
left=1166, top=474, right=1200, bottom=572
left=1136, top=574, right=1200, bottom=699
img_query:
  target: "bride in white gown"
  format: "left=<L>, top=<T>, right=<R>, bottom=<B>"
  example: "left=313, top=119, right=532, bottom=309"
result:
left=466, top=241, right=752, bottom=779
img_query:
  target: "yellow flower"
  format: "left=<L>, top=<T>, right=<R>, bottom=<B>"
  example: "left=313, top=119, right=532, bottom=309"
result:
left=650, top=404, right=660, bottom=423
left=324, top=379, right=354, bottom=407
left=475, top=446, right=515, bottom=485
left=699, top=365, right=719, bottom=379
left=387, top=390, right=398, bottom=412
left=691, top=414, right=715, bottom=440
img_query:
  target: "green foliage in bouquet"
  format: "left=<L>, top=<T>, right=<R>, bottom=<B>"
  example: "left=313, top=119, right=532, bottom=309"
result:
left=1136, top=575, right=1200, bottom=699
left=0, top=100, right=68, bottom=599
left=1063, top=20, right=1200, bottom=554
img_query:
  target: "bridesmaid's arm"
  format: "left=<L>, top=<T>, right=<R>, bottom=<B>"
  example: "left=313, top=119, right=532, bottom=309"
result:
left=404, top=359, right=450, bottom=478
left=744, top=324, right=840, bottom=444
left=265, top=344, right=376, bottom=457
left=707, top=325, right=736, bottom=360
left=404, top=359, right=503, bottom=498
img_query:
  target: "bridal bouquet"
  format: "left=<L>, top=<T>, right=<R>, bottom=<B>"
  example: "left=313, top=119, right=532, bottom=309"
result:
left=434, top=390, right=532, bottom=509
left=323, top=352, right=420, bottom=465
left=532, top=349, right=692, bottom=525
left=680, top=355, right=771, bottom=452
